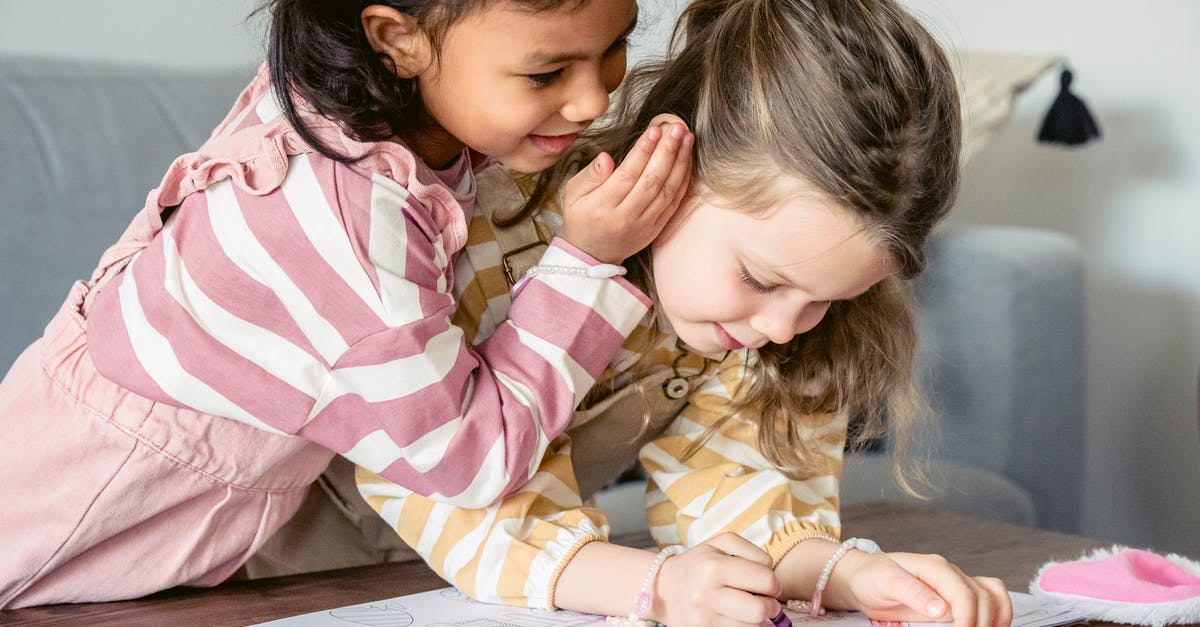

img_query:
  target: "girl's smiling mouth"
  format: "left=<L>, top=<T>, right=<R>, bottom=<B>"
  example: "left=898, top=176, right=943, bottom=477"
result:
left=713, top=323, right=744, bottom=350
left=528, top=132, right=579, bottom=155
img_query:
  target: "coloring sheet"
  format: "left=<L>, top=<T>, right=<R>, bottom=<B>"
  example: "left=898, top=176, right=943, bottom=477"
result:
left=777, top=592, right=1087, bottom=627
left=253, top=588, right=1088, bottom=627
left=253, top=587, right=606, bottom=627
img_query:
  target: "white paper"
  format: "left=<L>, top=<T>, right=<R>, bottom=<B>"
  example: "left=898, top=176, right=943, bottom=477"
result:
left=779, top=592, right=1086, bottom=627
left=252, top=587, right=607, bottom=626
left=253, top=588, right=1087, bottom=627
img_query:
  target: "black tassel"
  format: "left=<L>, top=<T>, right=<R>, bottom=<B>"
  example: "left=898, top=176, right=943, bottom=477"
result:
left=1038, top=67, right=1101, bottom=146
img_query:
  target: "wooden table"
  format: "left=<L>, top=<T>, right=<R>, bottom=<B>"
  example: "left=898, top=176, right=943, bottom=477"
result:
left=0, top=503, right=1128, bottom=626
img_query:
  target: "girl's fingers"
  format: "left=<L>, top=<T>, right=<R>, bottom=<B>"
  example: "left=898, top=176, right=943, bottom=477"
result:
left=886, top=568, right=950, bottom=620
left=645, top=132, right=693, bottom=219
left=718, top=556, right=782, bottom=598
left=884, top=554, right=969, bottom=622
left=702, top=532, right=774, bottom=568
left=946, top=568, right=985, bottom=627
left=563, top=151, right=614, bottom=204
left=978, top=577, right=1012, bottom=627
left=589, top=123, right=664, bottom=204
left=857, top=554, right=1011, bottom=627
left=903, top=556, right=990, bottom=627
left=649, top=143, right=692, bottom=234
left=708, top=586, right=780, bottom=626
left=593, top=121, right=688, bottom=214
left=614, top=122, right=689, bottom=213
left=962, top=576, right=992, bottom=627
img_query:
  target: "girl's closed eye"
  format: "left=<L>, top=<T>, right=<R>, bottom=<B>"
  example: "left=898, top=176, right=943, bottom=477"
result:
left=738, top=263, right=777, bottom=295
left=526, top=69, right=564, bottom=88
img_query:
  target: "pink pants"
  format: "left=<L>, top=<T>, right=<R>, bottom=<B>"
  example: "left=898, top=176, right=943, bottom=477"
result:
left=0, top=281, right=335, bottom=609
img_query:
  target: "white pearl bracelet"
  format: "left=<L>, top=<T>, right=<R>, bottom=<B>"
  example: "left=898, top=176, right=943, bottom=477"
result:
left=525, top=263, right=627, bottom=279
left=810, top=538, right=882, bottom=617
left=606, top=544, right=686, bottom=626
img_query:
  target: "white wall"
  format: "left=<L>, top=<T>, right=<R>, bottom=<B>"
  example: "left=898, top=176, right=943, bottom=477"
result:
left=0, top=0, right=678, bottom=69
left=3, top=0, right=1197, bottom=554
left=0, top=0, right=262, bottom=69
left=901, top=0, right=1200, bottom=556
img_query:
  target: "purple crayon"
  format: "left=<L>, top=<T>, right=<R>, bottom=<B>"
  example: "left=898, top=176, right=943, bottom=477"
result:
left=769, top=608, right=793, bottom=627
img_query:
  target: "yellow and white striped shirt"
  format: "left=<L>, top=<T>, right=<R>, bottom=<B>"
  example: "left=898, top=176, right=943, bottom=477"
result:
left=356, top=168, right=846, bottom=609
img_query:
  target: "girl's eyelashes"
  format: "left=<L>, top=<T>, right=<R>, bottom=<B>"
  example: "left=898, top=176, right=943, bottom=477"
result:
left=739, top=263, right=776, bottom=295
left=526, top=69, right=564, bottom=88
left=527, top=36, right=628, bottom=88
left=525, top=37, right=628, bottom=89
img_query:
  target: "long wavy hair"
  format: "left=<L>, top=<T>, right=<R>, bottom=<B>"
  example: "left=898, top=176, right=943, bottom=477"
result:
left=254, top=0, right=588, bottom=163
left=536, top=0, right=961, bottom=487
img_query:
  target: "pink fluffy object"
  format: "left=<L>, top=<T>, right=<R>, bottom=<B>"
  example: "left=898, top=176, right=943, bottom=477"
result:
left=1029, top=545, right=1200, bottom=625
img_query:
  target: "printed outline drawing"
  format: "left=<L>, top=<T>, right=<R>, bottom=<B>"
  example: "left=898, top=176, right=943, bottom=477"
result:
left=328, top=602, right=415, bottom=626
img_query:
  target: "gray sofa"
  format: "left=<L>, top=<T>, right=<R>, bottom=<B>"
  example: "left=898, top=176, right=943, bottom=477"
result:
left=0, top=55, right=1087, bottom=535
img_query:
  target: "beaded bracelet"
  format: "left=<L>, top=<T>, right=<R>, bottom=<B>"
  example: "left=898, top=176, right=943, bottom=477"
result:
left=525, top=263, right=627, bottom=279
left=607, top=545, right=686, bottom=626
left=810, top=538, right=882, bottom=617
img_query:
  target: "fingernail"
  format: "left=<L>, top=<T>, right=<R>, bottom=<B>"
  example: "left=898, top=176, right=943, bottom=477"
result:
left=670, top=124, right=685, bottom=139
left=644, top=125, right=662, bottom=141
left=925, top=600, right=945, bottom=616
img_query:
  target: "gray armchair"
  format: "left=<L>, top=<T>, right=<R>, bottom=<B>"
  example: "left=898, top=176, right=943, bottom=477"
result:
left=0, top=55, right=1086, bottom=535
left=843, top=224, right=1086, bottom=533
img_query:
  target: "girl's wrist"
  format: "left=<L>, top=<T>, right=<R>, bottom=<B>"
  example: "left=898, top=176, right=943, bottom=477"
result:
left=774, top=537, right=882, bottom=611
left=775, top=537, right=841, bottom=600
left=627, top=545, right=684, bottom=624
left=648, top=548, right=683, bottom=625
left=819, top=546, right=875, bottom=610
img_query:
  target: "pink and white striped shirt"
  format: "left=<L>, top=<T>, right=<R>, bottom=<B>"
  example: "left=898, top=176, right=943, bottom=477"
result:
left=84, top=76, right=651, bottom=509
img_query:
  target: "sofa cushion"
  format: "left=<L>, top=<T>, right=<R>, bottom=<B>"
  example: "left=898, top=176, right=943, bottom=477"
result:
left=0, top=56, right=253, bottom=367
left=841, top=452, right=1036, bottom=527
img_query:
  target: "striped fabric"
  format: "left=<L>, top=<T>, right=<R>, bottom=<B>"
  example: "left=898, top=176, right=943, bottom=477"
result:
left=640, top=353, right=846, bottom=565
left=83, top=83, right=651, bottom=509
left=356, top=183, right=847, bottom=609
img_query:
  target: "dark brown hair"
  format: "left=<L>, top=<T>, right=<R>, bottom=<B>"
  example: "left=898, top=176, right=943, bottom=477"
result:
left=255, top=0, right=587, bottom=163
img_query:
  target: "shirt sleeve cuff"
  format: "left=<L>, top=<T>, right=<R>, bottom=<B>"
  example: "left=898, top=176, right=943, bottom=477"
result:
left=523, top=237, right=652, bottom=310
left=763, top=521, right=841, bottom=567
left=544, top=534, right=609, bottom=610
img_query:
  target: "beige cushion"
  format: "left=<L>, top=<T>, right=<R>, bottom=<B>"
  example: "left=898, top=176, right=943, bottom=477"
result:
left=954, top=51, right=1060, bottom=163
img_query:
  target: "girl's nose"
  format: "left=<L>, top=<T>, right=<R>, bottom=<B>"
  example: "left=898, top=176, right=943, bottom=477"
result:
left=750, top=309, right=802, bottom=346
left=751, top=301, right=831, bottom=346
left=561, top=76, right=610, bottom=123
left=562, top=59, right=621, bottom=123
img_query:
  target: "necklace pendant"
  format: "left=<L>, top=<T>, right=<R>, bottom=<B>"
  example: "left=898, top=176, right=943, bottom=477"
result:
left=663, top=377, right=689, bottom=399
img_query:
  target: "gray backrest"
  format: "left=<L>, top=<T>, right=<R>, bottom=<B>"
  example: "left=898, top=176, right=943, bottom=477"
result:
left=0, top=56, right=253, bottom=366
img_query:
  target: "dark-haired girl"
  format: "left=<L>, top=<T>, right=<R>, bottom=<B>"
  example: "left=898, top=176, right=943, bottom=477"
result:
left=0, top=0, right=691, bottom=608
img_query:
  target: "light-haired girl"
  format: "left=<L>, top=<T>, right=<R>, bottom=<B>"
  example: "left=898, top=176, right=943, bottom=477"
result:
left=356, top=0, right=1013, bottom=625
left=0, top=0, right=694, bottom=609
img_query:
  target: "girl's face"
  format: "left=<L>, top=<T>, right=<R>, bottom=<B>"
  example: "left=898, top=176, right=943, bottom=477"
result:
left=650, top=183, right=894, bottom=357
left=413, top=0, right=637, bottom=172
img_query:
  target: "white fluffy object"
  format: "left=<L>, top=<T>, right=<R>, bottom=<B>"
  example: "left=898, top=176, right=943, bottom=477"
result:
left=1029, top=545, right=1200, bottom=626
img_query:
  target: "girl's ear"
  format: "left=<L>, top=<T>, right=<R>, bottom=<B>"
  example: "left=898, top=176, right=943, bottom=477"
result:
left=361, top=6, right=432, bottom=78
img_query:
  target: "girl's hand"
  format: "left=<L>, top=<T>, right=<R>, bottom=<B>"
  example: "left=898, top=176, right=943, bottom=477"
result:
left=828, top=551, right=1013, bottom=627
left=653, top=532, right=783, bottom=627
left=558, top=115, right=693, bottom=265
